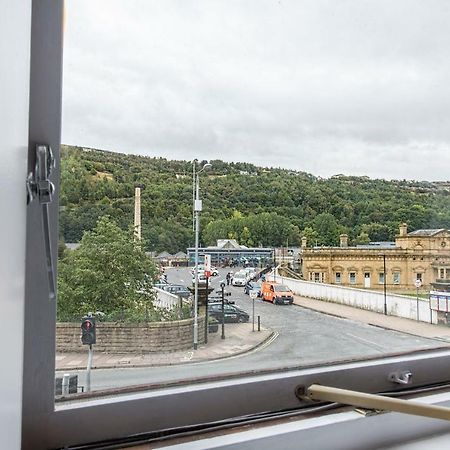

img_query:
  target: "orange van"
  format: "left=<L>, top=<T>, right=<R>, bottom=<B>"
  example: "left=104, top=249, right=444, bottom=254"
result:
left=261, top=281, right=294, bottom=305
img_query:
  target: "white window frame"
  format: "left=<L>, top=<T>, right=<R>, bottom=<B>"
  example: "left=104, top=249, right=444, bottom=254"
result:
left=19, top=3, right=450, bottom=449
left=393, top=271, right=401, bottom=284
left=378, top=272, right=385, bottom=284
left=349, top=272, right=356, bottom=284
left=335, top=272, right=341, bottom=284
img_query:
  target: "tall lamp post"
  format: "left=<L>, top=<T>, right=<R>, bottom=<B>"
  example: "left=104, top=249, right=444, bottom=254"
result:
left=193, top=162, right=212, bottom=350
left=382, top=253, right=387, bottom=315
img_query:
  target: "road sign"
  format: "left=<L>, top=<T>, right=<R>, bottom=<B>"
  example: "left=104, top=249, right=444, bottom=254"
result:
left=414, top=279, right=422, bottom=288
left=250, top=290, right=258, bottom=299
left=204, top=254, right=211, bottom=278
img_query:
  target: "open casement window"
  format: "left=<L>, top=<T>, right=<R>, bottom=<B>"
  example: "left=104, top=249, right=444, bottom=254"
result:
left=19, top=2, right=450, bottom=449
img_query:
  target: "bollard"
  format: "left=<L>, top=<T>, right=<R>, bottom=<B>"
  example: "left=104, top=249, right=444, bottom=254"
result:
left=258, top=315, right=261, bottom=332
left=62, top=373, right=70, bottom=395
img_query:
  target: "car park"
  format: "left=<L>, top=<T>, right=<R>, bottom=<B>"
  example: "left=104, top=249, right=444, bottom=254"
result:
left=208, top=303, right=249, bottom=323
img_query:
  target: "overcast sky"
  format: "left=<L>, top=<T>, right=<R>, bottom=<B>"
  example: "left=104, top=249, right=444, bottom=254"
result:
left=62, top=0, right=450, bottom=181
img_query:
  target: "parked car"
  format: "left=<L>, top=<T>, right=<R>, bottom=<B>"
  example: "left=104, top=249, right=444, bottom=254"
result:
left=208, top=316, right=219, bottom=333
left=191, top=266, right=218, bottom=277
left=163, top=284, right=191, bottom=298
left=243, top=268, right=256, bottom=281
left=261, top=281, right=294, bottom=305
left=232, top=271, right=247, bottom=286
left=192, top=273, right=208, bottom=285
left=208, top=303, right=249, bottom=323
left=207, top=295, right=235, bottom=305
left=244, top=280, right=262, bottom=297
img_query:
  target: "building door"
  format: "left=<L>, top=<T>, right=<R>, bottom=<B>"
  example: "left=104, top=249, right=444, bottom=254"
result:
left=364, top=272, right=371, bottom=288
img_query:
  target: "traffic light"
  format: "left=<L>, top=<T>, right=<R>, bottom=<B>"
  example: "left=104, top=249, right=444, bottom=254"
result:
left=81, top=316, right=96, bottom=345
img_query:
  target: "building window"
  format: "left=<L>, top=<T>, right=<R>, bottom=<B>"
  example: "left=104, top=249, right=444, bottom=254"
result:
left=349, top=272, right=356, bottom=284
left=440, top=268, right=445, bottom=279
left=416, top=273, right=423, bottom=282
left=393, top=272, right=400, bottom=284
left=314, top=272, right=320, bottom=282
left=378, top=272, right=385, bottom=284
left=335, top=272, right=341, bottom=284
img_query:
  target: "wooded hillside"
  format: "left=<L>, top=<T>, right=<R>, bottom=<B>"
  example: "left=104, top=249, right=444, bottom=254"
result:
left=59, top=145, right=450, bottom=253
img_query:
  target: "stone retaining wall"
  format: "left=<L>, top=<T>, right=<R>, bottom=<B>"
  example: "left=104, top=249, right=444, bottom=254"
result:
left=56, top=317, right=205, bottom=353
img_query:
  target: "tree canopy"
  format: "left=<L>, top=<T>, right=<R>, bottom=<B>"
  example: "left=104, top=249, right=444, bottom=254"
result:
left=57, top=216, right=158, bottom=321
left=59, top=145, right=450, bottom=252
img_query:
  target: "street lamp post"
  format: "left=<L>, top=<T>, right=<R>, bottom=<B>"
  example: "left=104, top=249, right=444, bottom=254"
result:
left=193, top=162, right=212, bottom=350
left=383, top=254, right=387, bottom=315
left=220, top=282, right=226, bottom=340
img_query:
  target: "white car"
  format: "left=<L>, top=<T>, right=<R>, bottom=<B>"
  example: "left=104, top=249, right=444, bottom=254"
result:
left=192, top=273, right=208, bottom=285
left=243, top=268, right=256, bottom=282
left=232, top=272, right=247, bottom=286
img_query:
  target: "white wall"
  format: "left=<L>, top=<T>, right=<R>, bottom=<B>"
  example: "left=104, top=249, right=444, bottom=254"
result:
left=269, top=272, right=437, bottom=324
left=0, top=1, right=31, bottom=448
left=154, top=287, right=185, bottom=310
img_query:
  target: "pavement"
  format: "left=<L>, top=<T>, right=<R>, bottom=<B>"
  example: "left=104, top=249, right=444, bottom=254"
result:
left=55, top=323, right=274, bottom=371
left=56, top=296, right=450, bottom=372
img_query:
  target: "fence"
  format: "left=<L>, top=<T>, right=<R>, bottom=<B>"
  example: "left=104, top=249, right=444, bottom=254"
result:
left=154, top=287, right=187, bottom=311
left=267, top=271, right=437, bottom=324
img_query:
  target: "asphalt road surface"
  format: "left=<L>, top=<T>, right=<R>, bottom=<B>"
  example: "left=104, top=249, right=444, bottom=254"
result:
left=61, top=267, right=446, bottom=392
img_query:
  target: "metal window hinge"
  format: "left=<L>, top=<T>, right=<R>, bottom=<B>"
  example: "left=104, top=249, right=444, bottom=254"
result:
left=26, top=144, right=56, bottom=300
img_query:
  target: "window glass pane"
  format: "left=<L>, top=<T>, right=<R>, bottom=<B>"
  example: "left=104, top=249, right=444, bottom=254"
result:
left=57, top=0, right=450, bottom=398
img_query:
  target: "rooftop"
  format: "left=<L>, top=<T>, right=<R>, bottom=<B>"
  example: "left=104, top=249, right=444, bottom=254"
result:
left=408, top=229, right=448, bottom=236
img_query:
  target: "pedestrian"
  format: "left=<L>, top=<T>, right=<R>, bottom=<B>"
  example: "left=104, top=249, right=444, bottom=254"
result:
left=226, top=272, right=231, bottom=285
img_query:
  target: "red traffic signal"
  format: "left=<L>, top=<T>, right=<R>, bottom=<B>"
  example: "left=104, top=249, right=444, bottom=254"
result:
left=81, top=316, right=96, bottom=345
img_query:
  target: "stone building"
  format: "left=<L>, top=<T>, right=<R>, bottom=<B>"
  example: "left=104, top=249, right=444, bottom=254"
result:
left=300, top=224, right=450, bottom=291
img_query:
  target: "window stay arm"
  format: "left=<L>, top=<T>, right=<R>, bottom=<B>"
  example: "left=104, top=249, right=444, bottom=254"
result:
left=301, top=384, right=450, bottom=421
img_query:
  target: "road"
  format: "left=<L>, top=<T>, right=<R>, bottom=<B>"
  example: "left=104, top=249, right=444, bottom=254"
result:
left=61, top=267, right=445, bottom=392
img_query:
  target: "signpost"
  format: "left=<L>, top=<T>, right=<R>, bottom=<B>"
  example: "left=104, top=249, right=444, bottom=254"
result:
left=250, top=289, right=257, bottom=331
left=220, top=282, right=226, bottom=339
left=204, top=254, right=211, bottom=278
left=81, top=315, right=96, bottom=392
left=415, top=279, right=422, bottom=321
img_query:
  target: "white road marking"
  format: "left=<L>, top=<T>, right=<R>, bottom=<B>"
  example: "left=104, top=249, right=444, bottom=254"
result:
left=345, top=332, right=385, bottom=350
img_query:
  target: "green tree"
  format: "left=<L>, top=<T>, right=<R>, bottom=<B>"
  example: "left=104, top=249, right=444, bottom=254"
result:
left=57, top=216, right=158, bottom=321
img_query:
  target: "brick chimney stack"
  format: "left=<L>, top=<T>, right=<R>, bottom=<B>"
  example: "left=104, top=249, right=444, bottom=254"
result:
left=134, top=187, right=141, bottom=240
left=301, top=237, right=307, bottom=249
left=399, top=223, right=408, bottom=237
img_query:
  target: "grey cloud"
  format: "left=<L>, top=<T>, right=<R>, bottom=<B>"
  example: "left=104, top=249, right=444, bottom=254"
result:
left=62, top=0, right=450, bottom=181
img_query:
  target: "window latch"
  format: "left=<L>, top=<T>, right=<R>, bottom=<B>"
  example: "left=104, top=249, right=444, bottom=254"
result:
left=26, top=144, right=56, bottom=300
left=388, top=370, right=412, bottom=385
